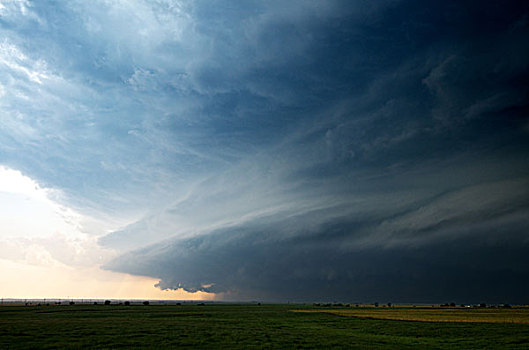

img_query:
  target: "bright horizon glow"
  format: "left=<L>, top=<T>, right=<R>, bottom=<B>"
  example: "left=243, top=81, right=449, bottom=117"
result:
left=0, top=259, right=216, bottom=300
left=0, top=165, right=215, bottom=300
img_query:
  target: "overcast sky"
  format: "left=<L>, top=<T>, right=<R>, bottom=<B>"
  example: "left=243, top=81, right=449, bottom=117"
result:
left=1, top=0, right=529, bottom=303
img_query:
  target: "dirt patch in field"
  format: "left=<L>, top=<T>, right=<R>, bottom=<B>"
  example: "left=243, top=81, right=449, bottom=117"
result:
left=292, top=307, right=529, bottom=324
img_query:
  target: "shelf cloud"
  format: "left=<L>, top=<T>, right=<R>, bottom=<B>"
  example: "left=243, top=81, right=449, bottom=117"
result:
left=2, top=0, right=528, bottom=302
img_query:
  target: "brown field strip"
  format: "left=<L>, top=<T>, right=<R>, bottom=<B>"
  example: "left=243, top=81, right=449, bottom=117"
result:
left=292, top=307, right=529, bottom=324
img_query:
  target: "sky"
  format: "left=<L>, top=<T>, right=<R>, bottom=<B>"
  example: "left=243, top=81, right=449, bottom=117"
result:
left=0, top=0, right=528, bottom=303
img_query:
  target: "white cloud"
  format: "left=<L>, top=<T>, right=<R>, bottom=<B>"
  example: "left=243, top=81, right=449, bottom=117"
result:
left=0, top=40, right=49, bottom=84
left=0, top=166, right=80, bottom=238
left=0, top=0, right=35, bottom=18
left=0, top=165, right=119, bottom=268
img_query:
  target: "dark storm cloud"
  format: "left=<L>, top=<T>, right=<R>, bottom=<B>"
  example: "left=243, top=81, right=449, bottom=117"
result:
left=108, top=192, right=529, bottom=303
left=106, top=160, right=529, bottom=302
left=96, top=0, right=529, bottom=301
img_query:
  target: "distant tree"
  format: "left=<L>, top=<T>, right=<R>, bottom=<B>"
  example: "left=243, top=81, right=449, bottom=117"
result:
left=69, top=301, right=75, bottom=305
left=479, top=303, right=487, bottom=308
left=450, top=302, right=456, bottom=307
left=94, top=302, right=98, bottom=305
left=104, top=300, right=111, bottom=305
left=374, top=302, right=379, bottom=307
left=124, top=301, right=130, bottom=306
left=143, top=301, right=150, bottom=306
left=387, top=302, right=392, bottom=307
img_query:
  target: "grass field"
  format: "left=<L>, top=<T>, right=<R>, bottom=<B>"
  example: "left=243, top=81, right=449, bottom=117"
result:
left=1, top=304, right=529, bottom=349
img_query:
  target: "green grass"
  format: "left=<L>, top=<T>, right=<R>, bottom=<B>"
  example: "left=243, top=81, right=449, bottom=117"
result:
left=1, top=304, right=528, bottom=349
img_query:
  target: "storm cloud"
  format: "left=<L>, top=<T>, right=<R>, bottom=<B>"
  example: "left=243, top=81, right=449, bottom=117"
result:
left=2, top=0, right=529, bottom=302
left=102, top=0, right=529, bottom=303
